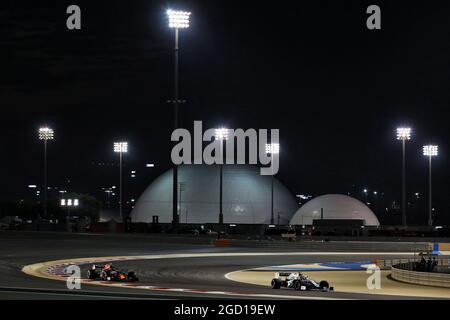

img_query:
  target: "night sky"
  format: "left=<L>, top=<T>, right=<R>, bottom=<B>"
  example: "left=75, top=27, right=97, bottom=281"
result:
left=1, top=1, right=449, bottom=220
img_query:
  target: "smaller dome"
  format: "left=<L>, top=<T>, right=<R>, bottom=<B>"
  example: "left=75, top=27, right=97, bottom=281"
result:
left=289, top=194, right=380, bottom=226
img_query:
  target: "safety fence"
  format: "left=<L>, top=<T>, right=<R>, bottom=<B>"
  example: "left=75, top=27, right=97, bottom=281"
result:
left=390, top=260, right=450, bottom=288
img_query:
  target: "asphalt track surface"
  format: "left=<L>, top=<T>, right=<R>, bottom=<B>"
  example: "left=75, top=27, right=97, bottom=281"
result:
left=1, top=231, right=449, bottom=300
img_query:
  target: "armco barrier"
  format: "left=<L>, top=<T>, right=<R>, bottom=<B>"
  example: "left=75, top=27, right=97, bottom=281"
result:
left=391, top=263, right=450, bottom=288
left=228, top=239, right=429, bottom=252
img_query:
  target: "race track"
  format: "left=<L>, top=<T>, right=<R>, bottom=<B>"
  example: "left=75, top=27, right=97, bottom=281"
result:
left=1, top=231, right=449, bottom=300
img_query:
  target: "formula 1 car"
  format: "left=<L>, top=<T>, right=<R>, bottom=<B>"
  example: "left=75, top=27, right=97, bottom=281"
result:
left=86, top=264, right=139, bottom=282
left=271, top=272, right=333, bottom=291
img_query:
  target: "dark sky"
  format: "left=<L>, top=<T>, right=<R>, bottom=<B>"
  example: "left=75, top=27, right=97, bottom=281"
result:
left=1, top=1, right=449, bottom=216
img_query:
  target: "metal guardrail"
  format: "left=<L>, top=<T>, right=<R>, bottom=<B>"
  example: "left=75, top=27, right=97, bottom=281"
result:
left=391, top=260, right=450, bottom=288
left=229, top=240, right=430, bottom=252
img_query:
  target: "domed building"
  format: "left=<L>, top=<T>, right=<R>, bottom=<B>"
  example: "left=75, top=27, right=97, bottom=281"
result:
left=289, top=194, right=380, bottom=226
left=131, top=164, right=298, bottom=224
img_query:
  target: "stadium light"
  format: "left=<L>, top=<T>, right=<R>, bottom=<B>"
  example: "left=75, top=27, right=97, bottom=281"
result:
left=265, top=143, right=280, bottom=225
left=114, top=142, right=128, bottom=153
left=396, top=127, right=411, bottom=226
left=423, top=145, right=438, bottom=157
left=265, top=143, right=280, bottom=154
left=38, top=126, right=54, bottom=219
left=423, top=145, right=438, bottom=227
left=214, top=128, right=229, bottom=141
left=396, top=127, right=411, bottom=140
left=114, top=141, right=128, bottom=220
left=61, top=198, right=79, bottom=230
left=215, top=128, right=230, bottom=224
left=167, top=9, right=191, bottom=29
left=166, top=8, right=191, bottom=226
left=39, top=127, right=54, bottom=140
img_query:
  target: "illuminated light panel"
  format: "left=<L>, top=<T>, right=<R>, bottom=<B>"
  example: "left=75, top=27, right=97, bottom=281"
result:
left=167, top=9, right=191, bottom=29
left=114, top=142, right=128, bottom=153
left=214, top=128, right=229, bottom=141
left=265, top=143, right=280, bottom=154
left=423, top=145, right=438, bottom=156
left=396, top=127, right=411, bottom=140
left=39, top=127, right=54, bottom=140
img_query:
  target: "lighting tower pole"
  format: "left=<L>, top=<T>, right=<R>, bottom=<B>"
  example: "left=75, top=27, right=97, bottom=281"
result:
left=215, top=128, right=229, bottom=224
left=265, top=143, right=280, bottom=225
left=38, top=127, right=54, bottom=218
left=167, top=9, right=191, bottom=226
left=114, top=142, right=128, bottom=220
left=396, top=127, right=411, bottom=227
left=423, top=145, right=438, bottom=227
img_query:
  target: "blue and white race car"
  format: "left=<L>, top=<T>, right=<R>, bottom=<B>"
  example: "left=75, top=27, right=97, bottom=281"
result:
left=271, top=272, right=333, bottom=291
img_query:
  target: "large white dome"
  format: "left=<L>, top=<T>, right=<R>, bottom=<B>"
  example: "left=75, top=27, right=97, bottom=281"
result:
left=289, top=194, right=380, bottom=226
left=131, top=164, right=298, bottom=224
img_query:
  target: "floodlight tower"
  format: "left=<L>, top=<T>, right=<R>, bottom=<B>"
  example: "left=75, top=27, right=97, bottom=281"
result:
left=167, top=9, right=191, bottom=225
left=396, top=127, right=411, bottom=226
left=38, top=127, right=54, bottom=218
left=423, top=145, right=438, bottom=227
left=215, top=128, right=229, bottom=224
left=114, top=142, right=128, bottom=220
left=265, top=143, right=280, bottom=225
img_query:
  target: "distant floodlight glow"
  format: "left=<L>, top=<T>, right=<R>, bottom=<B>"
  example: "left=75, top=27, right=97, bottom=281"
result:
left=214, top=128, right=229, bottom=141
left=39, top=127, right=54, bottom=140
left=114, top=142, right=128, bottom=153
left=396, top=127, right=411, bottom=140
left=265, top=143, right=280, bottom=154
left=423, top=145, right=438, bottom=156
left=167, top=9, right=191, bottom=29
left=61, top=198, right=79, bottom=207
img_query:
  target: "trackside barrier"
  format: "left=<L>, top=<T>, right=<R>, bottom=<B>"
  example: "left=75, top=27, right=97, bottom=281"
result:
left=391, top=262, right=450, bottom=288
left=214, top=239, right=231, bottom=247
left=227, top=240, right=429, bottom=252
left=429, top=243, right=450, bottom=254
left=379, top=258, right=449, bottom=269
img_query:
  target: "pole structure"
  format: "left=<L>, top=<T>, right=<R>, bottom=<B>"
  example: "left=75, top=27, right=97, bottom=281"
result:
left=271, top=153, right=274, bottom=225
left=428, top=155, right=432, bottom=227
left=172, top=28, right=180, bottom=225
left=219, top=140, right=224, bottom=224
left=401, top=139, right=407, bottom=226
left=219, top=164, right=223, bottom=224
left=119, top=151, right=123, bottom=220
left=43, top=139, right=48, bottom=219
left=271, top=176, right=274, bottom=224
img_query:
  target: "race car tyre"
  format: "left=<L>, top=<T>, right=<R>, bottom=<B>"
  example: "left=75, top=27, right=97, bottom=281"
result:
left=271, top=278, right=281, bottom=289
left=294, top=281, right=303, bottom=291
left=87, top=269, right=97, bottom=280
left=319, top=280, right=330, bottom=291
